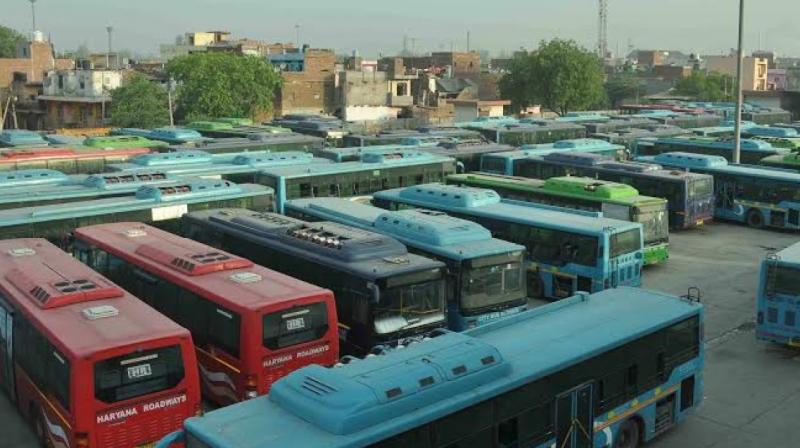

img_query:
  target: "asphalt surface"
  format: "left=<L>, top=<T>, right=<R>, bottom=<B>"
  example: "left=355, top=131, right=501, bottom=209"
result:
left=1, top=221, right=797, bottom=447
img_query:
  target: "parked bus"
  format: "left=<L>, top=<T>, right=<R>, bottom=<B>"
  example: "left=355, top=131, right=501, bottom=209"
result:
left=373, top=184, right=644, bottom=300
left=634, top=136, right=788, bottom=164
left=181, top=209, right=447, bottom=355
left=73, top=222, right=338, bottom=405
left=256, top=150, right=457, bottom=213
left=760, top=152, right=800, bottom=171
left=512, top=152, right=715, bottom=230
left=0, top=146, right=151, bottom=174
left=0, top=169, right=184, bottom=210
left=480, top=139, right=627, bottom=175
left=464, top=122, right=587, bottom=146
left=158, top=286, right=704, bottom=448
left=0, top=238, right=201, bottom=448
left=0, top=179, right=272, bottom=242
left=637, top=152, right=800, bottom=230
left=342, top=129, right=481, bottom=147
left=447, top=173, right=670, bottom=266
left=109, top=150, right=330, bottom=183
left=171, top=133, right=324, bottom=154
left=112, top=127, right=208, bottom=145
left=0, top=129, right=48, bottom=148
left=282, top=198, right=528, bottom=330
left=756, top=242, right=800, bottom=347
left=83, top=135, right=169, bottom=150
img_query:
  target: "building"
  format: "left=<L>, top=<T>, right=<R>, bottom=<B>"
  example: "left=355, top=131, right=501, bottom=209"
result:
left=0, top=32, right=74, bottom=90
left=653, top=65, right=692, bottom=81
left=705, top=55, right=768, bottom=91
left=38, top=69, right=124, bottom=128
left=767, top=69, right=787, bottom=91
left=753, top=50, right=777, bottom=69
left=431, top=52, right=481, bottom=80
left=336, top=58, right=416, bottom=122
left=208, top=39, right=296, bottom=57
left=159, top=31, right=232, bottom=61
left=450, top=99, right=510, bottom=123
left=636, top=50, right=667, bottom=68
left=273, top=49, right=337, bottom=117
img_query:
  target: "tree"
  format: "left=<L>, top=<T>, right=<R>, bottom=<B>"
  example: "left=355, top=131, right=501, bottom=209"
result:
left=109, top=73, right=171, bottom=128
left=0, top=25, right=25, bottom=58
left=673, top=71, right=735, bottom=102
left=499, top=39, right=605, bottom=116
left=605, top=74, right=641, bottom=107
left=166, top=52, right=282, bottom=121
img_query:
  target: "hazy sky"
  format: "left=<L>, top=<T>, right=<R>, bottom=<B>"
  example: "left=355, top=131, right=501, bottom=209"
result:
left=2, top=0, right=799, bottom=58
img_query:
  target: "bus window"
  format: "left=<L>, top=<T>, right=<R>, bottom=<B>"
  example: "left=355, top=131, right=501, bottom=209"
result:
left=209, top=306, right=241, bottom=358
left=610, top=229, right=642, bottom=259
left=94, top=345, right=185, bottom=403
left=772, top=266, right=800, bottom=296
left=263, top=302, right=330, bottom=350
left=375, top=280, right=445, bottom=335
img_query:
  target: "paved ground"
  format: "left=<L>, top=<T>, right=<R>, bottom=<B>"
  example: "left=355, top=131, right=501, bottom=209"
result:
left=1, top=222, right=797, bottom=447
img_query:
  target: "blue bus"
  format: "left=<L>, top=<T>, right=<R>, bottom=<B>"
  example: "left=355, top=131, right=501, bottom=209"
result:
left=637, top=152, right=800, bottom=230
left=634, top=136, right=788, bottom=164
left=112, top=127, right=208, bottom=144
left=283, top=197, right=528, bottom=330
left=109, top=149, right=329, bottom=182
left=171, top=132, right=325, bottom=154
left=256, top=151, right=457, bottom=213
left=757, top=243, right=800, bottom=347
left=0, top=179, right=273, bottom=241
left=512, top=152, right=716, bottom=230
left=372, top=184, right=644, bottom=300
left=480, top=139, right=627, bottom=175
left=0, top=129, right=48, bottom=148
left=181, top=209, right=448, bottom=356
left=157, top=286, right=704, bottom=448
left=0, top=168, right=183, bottom=209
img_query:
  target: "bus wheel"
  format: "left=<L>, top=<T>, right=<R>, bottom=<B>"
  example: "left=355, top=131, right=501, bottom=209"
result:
left=746, top=209, right=764, bottom=229
left=33, top=409, right=53, bottom=448
left=614, top=419, right=640, bottom=448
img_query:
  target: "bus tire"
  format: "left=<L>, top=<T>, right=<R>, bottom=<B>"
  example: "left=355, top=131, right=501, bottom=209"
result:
left=746, top=209, right=764, bottom=229
left=613, top=419, right=640, bottom=448
left=33, top=408, right=52, bottom=448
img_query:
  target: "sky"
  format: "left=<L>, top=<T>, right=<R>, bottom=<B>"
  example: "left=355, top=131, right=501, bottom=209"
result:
left=2, top=0, right=799, bottom=58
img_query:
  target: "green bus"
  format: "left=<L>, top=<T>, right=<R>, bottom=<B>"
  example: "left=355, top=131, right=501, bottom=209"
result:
left=447, top=172, right=670, bottom=266
left=760, top=152, right=800, bottom=171
left=83, top=135, right=169, bottom=150
left=751, top=136, right=800, bottom=151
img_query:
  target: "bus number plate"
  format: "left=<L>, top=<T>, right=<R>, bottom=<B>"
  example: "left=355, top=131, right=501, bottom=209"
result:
left=127, top=364, right=153, bottom=379
left=286, top=317, right=306, bottom=331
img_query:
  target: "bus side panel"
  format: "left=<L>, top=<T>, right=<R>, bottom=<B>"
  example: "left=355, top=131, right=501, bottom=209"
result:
left=13, top=366, right=74, bottom=448
left=196, top=348, right=242, bottom=406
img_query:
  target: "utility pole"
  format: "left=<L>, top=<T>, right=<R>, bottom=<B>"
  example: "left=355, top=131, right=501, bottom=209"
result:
left=733, top=0, right=745, bottom=164
left=294, top=24, right=301, bottom=48
left=167, top=77, right=175, bottom=127
left=29, top=0, right=38, bottom=32
left=106, top=25, right=114, bottom=69
left=597, top=0, right=609, bottom=59
left=467, top=31, right=471, bottom=53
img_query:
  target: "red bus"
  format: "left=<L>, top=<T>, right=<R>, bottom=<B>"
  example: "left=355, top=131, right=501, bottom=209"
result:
left=0, top=238, right=201, bottom=448
left=73, top=222, right=339, bottom=407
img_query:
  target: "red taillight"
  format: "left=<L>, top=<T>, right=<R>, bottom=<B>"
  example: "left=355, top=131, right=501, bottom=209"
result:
left=75, top=433, right=90, bottom=448
left=244, top=374, right=259, bottom=399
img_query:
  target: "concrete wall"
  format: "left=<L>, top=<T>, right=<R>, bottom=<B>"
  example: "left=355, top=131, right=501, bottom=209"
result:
left=343, top=105, right=399, bottom=122
left=340, top=70, right=389, bottom=108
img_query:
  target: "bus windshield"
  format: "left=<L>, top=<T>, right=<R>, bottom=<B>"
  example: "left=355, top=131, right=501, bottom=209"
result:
left=374, top=280, right=445, bottom=335
left=94, top=345, right=185, bottom=404
left=262, top=302, right=330, bottom=350
left=771, top=265, right=800, bottom=296
left=460, top=261, right=525, bottom=312
left=610, top=229, right=642, bottom=258
left=635, top=204, right=669, bottom=244
left=689, top=178, right=713, bottom=199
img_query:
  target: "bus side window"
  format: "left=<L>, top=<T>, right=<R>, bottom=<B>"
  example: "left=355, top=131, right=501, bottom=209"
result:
left=175, top=290, right=209, bottom=348
left=431, top=401, right=493, bottom=447
left=208, top=305, right=241, bottom=359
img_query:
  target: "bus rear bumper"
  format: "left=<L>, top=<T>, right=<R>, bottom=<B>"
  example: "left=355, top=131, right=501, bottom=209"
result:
left=643, top=243, right=669, bottom=266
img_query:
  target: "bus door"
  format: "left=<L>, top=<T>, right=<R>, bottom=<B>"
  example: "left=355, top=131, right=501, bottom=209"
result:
left=555, top=382, right=594, bottom=448
left=0, top=300, right=15, bottom=402
left=717, top=178, right=737, bottom=210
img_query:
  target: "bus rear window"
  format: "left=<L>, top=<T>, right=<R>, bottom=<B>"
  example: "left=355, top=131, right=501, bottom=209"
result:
left=94, top=345, right=185, bottom=403
left=263, top=302, right=330, bottom=351
left=772, top=266, right=800, bottom=296
left=689, top=178, right=713, bottom=198
left=610, top=229, right=642, bottom=258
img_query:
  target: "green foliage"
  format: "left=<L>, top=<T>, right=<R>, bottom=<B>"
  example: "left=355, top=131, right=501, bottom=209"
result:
left=605, top=74, right=641, bottom=107
left=109, top=73, right=171, bottom=128
left=673, top=71, right=735, bottom=102
left=0, top=25, right=25, bottom=59
left=166, top=52, right=282, bottom=121
left=499, top=39, right=606, bottom=116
